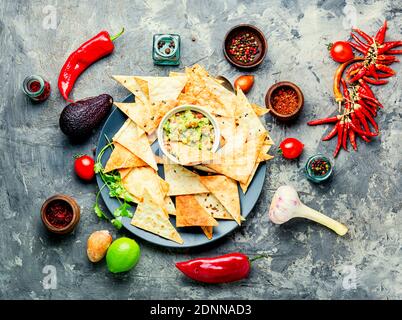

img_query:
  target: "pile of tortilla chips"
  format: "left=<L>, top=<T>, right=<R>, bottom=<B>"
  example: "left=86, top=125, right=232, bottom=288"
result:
left=104, top=65, right=274, bottom=244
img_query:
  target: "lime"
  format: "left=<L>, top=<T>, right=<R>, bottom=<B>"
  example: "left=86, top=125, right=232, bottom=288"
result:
left=106, top=237, right=140, bottom=273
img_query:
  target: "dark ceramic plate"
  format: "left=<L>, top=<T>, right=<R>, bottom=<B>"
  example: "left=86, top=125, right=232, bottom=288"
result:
left=95, top=94, right=267, bottom=248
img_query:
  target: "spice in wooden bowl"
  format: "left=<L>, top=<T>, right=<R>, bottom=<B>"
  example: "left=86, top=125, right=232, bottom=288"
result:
left=265, top=81, right=304, bottom=122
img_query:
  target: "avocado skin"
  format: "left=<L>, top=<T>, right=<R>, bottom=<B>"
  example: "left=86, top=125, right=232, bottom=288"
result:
left=59, top=94, right=113, bottom=140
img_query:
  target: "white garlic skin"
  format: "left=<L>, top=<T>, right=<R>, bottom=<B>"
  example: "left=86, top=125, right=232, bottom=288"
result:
left=268, top=185, right=301, bottom=224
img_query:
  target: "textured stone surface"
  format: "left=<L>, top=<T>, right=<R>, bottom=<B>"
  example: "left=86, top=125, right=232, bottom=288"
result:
left=0, top=0, right=401, bottom=299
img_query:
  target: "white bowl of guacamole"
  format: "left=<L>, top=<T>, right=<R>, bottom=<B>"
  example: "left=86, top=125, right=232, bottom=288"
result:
left=157, top=105, right=221, bottom=164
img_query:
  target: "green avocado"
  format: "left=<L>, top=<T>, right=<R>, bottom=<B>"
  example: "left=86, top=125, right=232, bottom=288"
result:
left=59, top=94, right=113, bottom=140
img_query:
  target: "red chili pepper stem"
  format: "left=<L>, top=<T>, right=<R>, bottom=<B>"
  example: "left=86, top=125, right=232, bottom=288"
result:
left=110, top=27, right=125, bottom=41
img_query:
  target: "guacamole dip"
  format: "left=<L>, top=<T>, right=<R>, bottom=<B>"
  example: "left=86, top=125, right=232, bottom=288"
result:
left=163, top=109, right=215, bottom=151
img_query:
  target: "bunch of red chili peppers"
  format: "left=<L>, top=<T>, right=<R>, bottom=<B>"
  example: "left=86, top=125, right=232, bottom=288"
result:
left=308, top=21, right=401, bottom=157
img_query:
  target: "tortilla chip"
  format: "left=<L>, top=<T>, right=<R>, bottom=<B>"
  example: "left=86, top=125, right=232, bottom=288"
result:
left=131, top=190, right=183, bottom=244
left=164, top=196, right=176, bottom=216
left=175, top=195, right=218, bottom=227
left=206, top=133, right=266, bottom=184
left=201, top=226, right=213, bottom=240
left=112, top=75, right=149, bottom=106
left=118, top=168, right=133, bottom=181
left=113, top=120, right=158, bottom=170
left=251, top=103, right=269, bottom=117
left=240, top=140, right=274, bottom=193
left=133, top=77, right=150, bottom=99
left=104, top=142, right=147, bottom=173
left=168, top=142, right=215, bottom=166
left=135, top=76, right=187, bottom=103
left=181, top=65, right=233, bottom=117
left=147, top=131, right=158, bottom=144
left=194, top=193, right=233, bottom=220
left=164, top=164, right=209, bottom=196
left=199, top=175, right=241, bottom=225
left=169, top=72, right=185, bottom=77
left=214, top=115, right=236, bottom=142
left=235, top=88, right=267, bottom=139
left=122, top=167, right=167, bottom=205
left=112, top=118, right=132, bottom=141
left=115, top=100, right=176, bottom=134
left=193, top=165, right=217, bottom=173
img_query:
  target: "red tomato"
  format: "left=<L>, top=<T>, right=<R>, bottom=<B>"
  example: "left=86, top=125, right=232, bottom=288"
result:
left=74, top=155, right=95, bottom=181
left=329, top=41, right=354, bottom=63
left=279, top=138, right=304, bottom=159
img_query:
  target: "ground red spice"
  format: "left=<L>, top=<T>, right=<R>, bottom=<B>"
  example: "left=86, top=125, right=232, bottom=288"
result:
left=45, top=200, right=73, bottom=228
left=271, top=87, right=299, bottom=115
left=29, top=80, right=41, bottom=92
left=28, top=80, right=51, bottom=102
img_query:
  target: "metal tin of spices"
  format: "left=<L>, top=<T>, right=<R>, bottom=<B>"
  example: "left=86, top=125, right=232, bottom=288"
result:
left=153, top=34, right=180, bottom=66
left=22, top=75, right=51, bottom=102
left=305, top=154, right=333, bottom=183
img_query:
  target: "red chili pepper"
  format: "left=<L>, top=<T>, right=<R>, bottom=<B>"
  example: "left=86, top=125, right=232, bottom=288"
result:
left=386, top=49, right=402, bottom=55
left=58, top=28, right=124, bottom=101
left=375, top=64, right=395, bottom=75
left=322, top=123, right=339, bottom=141
left=378, top=41, right=402, bottom=54
left=348, top=66, right=367, bottom=83
left=355, top=108, right=371, bottom=133
left=342, top=121, right=349, bottom=151
left=375, top=20, right=387, bottom=45
left=351, top=33, right=369, bottom=50
left=351, top=112, right=370, bottom=142
left=358, top=105, right=378, bottom=131
left=362, top=76, right=388, bottom=85
left=368, top=64, right=378, bottom=80
left=346, top=62, right=364, bottom=79
left=307, top=116, right=340, bottom=126
left=358, top=79, right=376, bottom=100
left=176, top=253, right=251, bottom=283
left=348, top=124, right=357, bottom=150
left=350, top=121, right=378, bottom=137
left=377, top=54, right=398, bottom=61
left=359, top=100, right=377, bottom=117
left=348, top=41, right=367, bottom=54
left=352, top=28, right=373, bottom=45
left=334, top=121, right=344, bottom=157
left=357, top=88, right=383, bottom=107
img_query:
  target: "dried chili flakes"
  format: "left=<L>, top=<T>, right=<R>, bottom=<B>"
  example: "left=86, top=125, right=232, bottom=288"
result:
left=271, top=87, right=299, bottom=115
left=45, top=200, right=73, bottom=228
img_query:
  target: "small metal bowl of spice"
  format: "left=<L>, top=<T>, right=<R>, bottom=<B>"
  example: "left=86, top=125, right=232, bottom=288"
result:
left=265, top=81, right=304, bottom=121
left=223, top=24, right=267, bottom=69
left=305, top=154, right=333, bottom=183
left=41, top=194, right=80, bottom=234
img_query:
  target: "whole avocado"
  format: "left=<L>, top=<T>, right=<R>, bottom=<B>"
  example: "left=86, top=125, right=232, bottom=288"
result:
left=59, top=94, right=113, bottom=140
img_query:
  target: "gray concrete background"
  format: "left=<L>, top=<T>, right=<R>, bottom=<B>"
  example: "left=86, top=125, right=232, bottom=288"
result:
left=0, top=0, right=401, bottom=299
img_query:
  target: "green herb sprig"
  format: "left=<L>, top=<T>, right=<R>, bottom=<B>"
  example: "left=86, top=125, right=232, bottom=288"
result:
left=94, top=135, right=135, bottom=229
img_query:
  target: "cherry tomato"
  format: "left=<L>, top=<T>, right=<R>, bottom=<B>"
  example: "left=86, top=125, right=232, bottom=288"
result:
left=74, top=155, right=95, bottom=181
left=329, top=41, right=354, bottom=63
left=234, top=75, right=254, bottom=93
left=279, top=138, right=304, bottom=159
